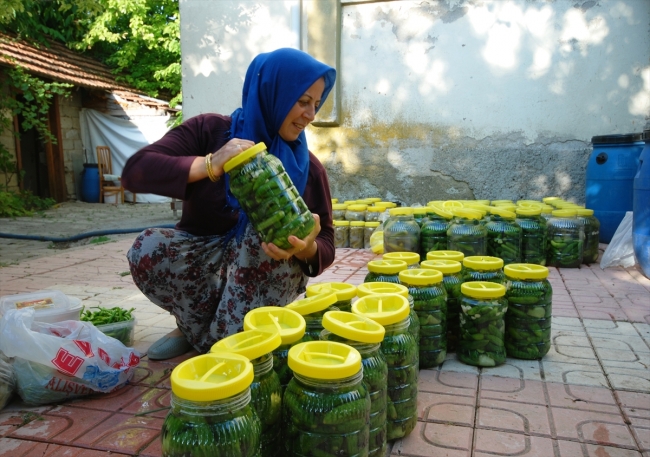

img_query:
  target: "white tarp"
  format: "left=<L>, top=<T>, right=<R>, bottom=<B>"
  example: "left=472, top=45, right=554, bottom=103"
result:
left=79, top=108, right=171, bottom=203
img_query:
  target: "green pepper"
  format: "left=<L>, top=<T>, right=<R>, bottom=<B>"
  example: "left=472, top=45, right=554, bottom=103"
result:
left=458, top=298, right=508, bottom=367
left=504, top=278, right=552, bottom=359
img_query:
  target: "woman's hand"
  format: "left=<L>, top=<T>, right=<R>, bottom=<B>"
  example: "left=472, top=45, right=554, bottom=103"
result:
left=262, top=214, right=321, bottom=262
left=188, top=138, right=255, bottom=183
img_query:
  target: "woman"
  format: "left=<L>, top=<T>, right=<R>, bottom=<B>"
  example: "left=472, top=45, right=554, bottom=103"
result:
left=122, top=48, right=336, bottom=359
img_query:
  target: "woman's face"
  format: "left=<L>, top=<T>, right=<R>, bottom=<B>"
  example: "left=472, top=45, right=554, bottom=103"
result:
left=278, top=77, right=325, bottom=142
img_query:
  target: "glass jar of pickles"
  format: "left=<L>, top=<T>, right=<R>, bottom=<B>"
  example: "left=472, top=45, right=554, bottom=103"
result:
left=486, top=207, right=522, bottom=265
left=383, top=251, right=421, bottom=269
left=399, top=269, right=448, bottom=368
left=364, top=259, right=407, bottom=284
left=365, top=221, right=381, bottom=249
left=426, top=250, right=465, bottom=264
left=283, top=341, right=370, bottom=456
left=420, top=206, right=453, bottom=257
left=345, top=204, right=368, bottom=222
left=365, top=206, right=385, bottom=223
left=321, top=311, right=388, bottom=457
left=161, top=353, right=261, bottom=457
left=332, top=203, right=348, bottom=221
left=224, top=142, right=314, bottom=250
left=383, top=207, right=421, bottom=254
left=462, top=256, right=506, bottom=284
left=412, top=206, right=429, bottom=225
left=458, top=282, right=508, bottom=367
left=350, top=221, right=366, bottom=249
left=211, top=330, right=283, bottom=457
left=576, top=208, right=600, bottom=264
left=504, top=264, right=552, bottom=360
left=306, top=282, right=357, bottom=313
left=334, top=220, right=350, bottom=248
left=546, top=209, right=585, bottom=268
left=286, top=292, right=339, bottom=342
left=515, top=207, right=548, bottom=265
left=447, top=208, right=487, bottom=257
left=352, top=294, right=418, bottom=441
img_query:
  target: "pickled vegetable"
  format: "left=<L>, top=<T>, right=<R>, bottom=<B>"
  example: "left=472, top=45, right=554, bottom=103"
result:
left=577, top=210, right=600, bottom=264
left=420, top=214, right=450, bottom=257
left=249, top=355, right=283, bottom=457
left=458, top=297, right=508, bottom=367
left=546, top=210, right=584, bottom=268
left=350, top=223, right=365, bottom=249
left=272, top=344, right=293, bottom=388
left=486, top=215, right=522, bottom=265
left=515, top=211, right=548, bottom=265
left=384, top=208, right=420, bottom=254
left=334, top=222, right=350, bottom=248
left=447, top=210, right=487, bottom=257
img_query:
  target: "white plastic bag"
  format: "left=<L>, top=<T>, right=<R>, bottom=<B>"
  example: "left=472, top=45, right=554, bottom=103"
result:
left=600, top=211, right=636, bottom=269
left=0, top=308, right=140, bottom=405
left=0, top=352, right=15, bottom=410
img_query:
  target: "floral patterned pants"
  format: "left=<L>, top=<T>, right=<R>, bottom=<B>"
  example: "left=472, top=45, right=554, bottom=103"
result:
left=127, top=224, right=307, bottom=353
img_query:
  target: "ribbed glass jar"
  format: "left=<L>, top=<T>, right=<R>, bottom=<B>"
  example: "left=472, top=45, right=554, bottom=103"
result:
left=420, top=207, right=452, bottom=257
left=447, top=209, right=487, bottom=257
left=383, top=207, right=421, bottom=254
left=250, top=354, right=282, bottom=457
left=462, top=256, right=506, bottom=284
left=334, top=220, right=350, bottom=248
left=350, top=221, right=366, bottom=249
left=486, top=209, right=522, bottom=265
left=576, top=208, right=600, bottom=264
left=546, top=209, right=585, bottom=268
left=514, top=207, right=548, bottom=265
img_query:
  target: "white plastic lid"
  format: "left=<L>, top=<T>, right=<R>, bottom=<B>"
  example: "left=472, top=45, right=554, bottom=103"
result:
left=0, top=290, right=79, bottom=321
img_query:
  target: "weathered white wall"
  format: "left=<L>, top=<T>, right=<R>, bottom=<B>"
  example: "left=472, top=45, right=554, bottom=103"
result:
left=180, top=0, right=650, bottom=204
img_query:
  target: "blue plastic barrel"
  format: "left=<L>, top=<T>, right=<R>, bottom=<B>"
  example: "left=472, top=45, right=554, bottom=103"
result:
left=586, top=133, right=644, bottom=243
left=81, top=163, right=100, bottom=203
left=633, top=130, right=650, bottom=278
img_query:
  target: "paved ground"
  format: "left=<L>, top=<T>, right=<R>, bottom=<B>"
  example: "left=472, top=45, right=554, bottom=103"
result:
left=0, top=202, right=648, bottom=457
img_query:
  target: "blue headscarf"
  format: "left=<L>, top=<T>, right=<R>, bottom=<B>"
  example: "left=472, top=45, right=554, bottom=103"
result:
left=225, top=48, right=336, bottom=243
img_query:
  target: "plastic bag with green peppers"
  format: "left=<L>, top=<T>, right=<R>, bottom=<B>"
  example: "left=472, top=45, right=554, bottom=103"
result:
left=80, top=306, right=135, bottom=346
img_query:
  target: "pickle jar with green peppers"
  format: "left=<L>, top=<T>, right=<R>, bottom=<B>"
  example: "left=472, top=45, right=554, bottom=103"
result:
left=161, top=353, right=261, bottom=457
left=224, top=142, right=314, bottom=250
left=420, top=206, right=453, bottom=258
left=420, top=259, right=464, bottom=353
left=383, top=251, right=421, bottom=269
left=306, top=282, right=357, bottom=313
left=332, top=203, right=348, bottom=221
left=383, top=207, right=421, bottom=254
left=540, top=205, right=554, bottom=222
left=486, top=207, right=522, bottom=265
left=320, top=311, right=388, bottom=457
left=352, top=293, right=418, bottom=441
left=462, top=256, right=506, bottom=284
left=345, top=204, right=368, bottom=222
left=503, top=264, right=552, bottom=360
left=350, top=221, right=366, bottom=249
left=244, top=307, right=306, bottom=391
left=285, top=292, right=339, bottom=343
left=515, top=207, right=548, bottom=265
left=365, top=221, right=381, bottom=249
left=211, top=330, right=283, bottom=457
left=576, top=208, right=601, bottom=264
left=399, top=269, right=448, bottom=368
left=364, top=259, right=408, bottom=284
left=447, top=208, right=488, bottom=257
left=334, top=220, right=350, bottom=248
left=365, top=206, right=384, bottom=223
left=412, top=206, right=429, bottom=225
left=282, top=341, right=370, bottom=457
left=458, top=282, right=508, bottom=367
left=546, top=209, right=585, bottom=268
left=426, top=249, right=465, bottom=264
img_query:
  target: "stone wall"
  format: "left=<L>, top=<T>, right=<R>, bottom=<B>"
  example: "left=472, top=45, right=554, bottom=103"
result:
left=58, top=90, right=85, bottom=200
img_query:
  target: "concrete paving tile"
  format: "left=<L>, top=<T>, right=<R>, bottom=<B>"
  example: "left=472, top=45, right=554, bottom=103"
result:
left=70, top=412, right=162, bottom=453
left=578, top=307, right=630, bottom=322
left=624, top=308, right=650, bottom=324
left=138, top=437, right=163, bottom=457
left=129, top=359, right=175, bottom=388
left=615, top=391, right=650, bottom=421
left=597, top=349, right=650, bottom=369
left=629, top=418, right=650, bottom=451
left=439, top=356, right=481, bottom=375
left=585, top=319, right=643, bottom=334
left=551, top=341, right=600, bottom=362
left=8, top=406, right=113, bottom=443
left=557, top=439, right=643, bottom=456
left=119, top=387, right=171, bottom=419
left=64, top=384, right=150, bottom=412
left=545, top=382, right=620, bottom=414
left=0, top=438, right=129, bottom=457
left=552, top=306, right=581, bottom=318
left=479, top=358, right=543, bottom=381
left=551, top=407, right=638, bottom=448
left=552, top=316, right=586, bottom=330
left=390, top=420, right=472, bottom=456
left=480, top=376, right=546, bottom=405
left=540, top=360, right=609, bottom=387
left=604, top=367, right=650, bottom=391
left=473, top=430, right=556, bottom=456
left=418, top=369, right=478, bottom=397
left=478, top=399, right=552, bottom=436
left=418, top=392, right=475, bottom=425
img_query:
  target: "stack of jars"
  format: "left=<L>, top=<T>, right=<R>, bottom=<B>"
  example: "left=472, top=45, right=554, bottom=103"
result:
left=383, top=207, right=421, bottom=254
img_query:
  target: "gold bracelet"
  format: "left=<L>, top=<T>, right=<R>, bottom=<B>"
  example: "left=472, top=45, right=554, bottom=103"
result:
left=205, top=153, right=219, bottom=182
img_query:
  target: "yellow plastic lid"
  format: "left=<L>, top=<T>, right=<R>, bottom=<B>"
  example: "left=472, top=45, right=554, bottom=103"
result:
left=333, top=220, right=350, bottom=227
left=383, top=251, right=420, bottom=266
left=475, top=200, right=491, bottom=205
left=491, top=199, right=513, bottom=205
left=306, top=282, right=357, bottom=301
left=366, top=198, right=382, bottom=203
left=375, top=201, right=397, bottom=208
left=285, top=292, right=338, bottom=316
left=540, top=205, right=554, bottom=213
left=442, top=200, right=464, bottom=209
left=426, top=206, right=453, bottom=219
left=223, top=142, right=267, bottom=173
left=463, top=255, right=504, bottom=271
left=515, top=207, right=542, bottom=216
left=210, top=329, right=282, bottom=361
left=243, top=306, right=306, bottom=345
left=427, top=200, right=445, bottom=207
left=347, top=204, right=368, bottom=211
left=388, top=207, right=413, bottom=216
left=322, top=311, right=385, bottom=343
left=365, top=221, right=381, bottom=228
left=344, top=200, right=357, bottom=205
left=350, top=221, right=366, bottom=227
left=366, top=206, right=384, bottom=213
left=489, top=207, right=516, bottom=220
left=332, top=203, right=348, bottom=210
left=331, top=198, right=339, bottom=204
left=420, top=259, right=462, bottom=274
left=352, top=293, right=410, bottom=326
left=288, top=341, right=362, bottom=380
left=492, top=203, right=516, bottom=212
left=576, top=208, right=594, bottom=217
left=412, top=207, right=429, bottom=215
left=516, top=200, right=542, bottom=206
left=452, top=208, right=483, bottom=220
left=356, top=199, right=375, bottom=204
left=462, top=202, right=491, bottom=213
left=552, top=209, right=577, bottom=217
left=504, top=263, right=549, bottom=280
left=426, top=250, right=465, bottom=262
left=543, top=196, right=562, bottom=203
left=356, top=281, right=409, bottom=298
left=367, top=259, right=408, bottom=274
left=398, top=268, right=443, bottom=286
left=171, top=352, right=254, bottom=402
left=461, top=281, right=506, bottom=299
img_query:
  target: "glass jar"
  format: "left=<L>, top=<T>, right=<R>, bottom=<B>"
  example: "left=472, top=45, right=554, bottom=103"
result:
left=283, top=341, right=370, bottom=456
left=352, top=294, right=418, bottom=441
left=458, top=282, right=508, bottom=367
left=399, top=269, right=448, bottom=368
left=321, top=311, right=388, bottom=457
left=334, top=220, right=350, bottom=248
left=447, top=208, right=487, bottom=256
left=162, top=353, right=261, bottom=457
left=244, top=307, right=306, bottom=390
left=365, top=221, right=381, bottom=249
left=426, top=249, right=465, bottom=263
left=412, top=207, right=429, bottom=225
left=332, top=203, right=348, bottom=221
left=462, top=256, right=505, bottom=284
left=540, top=205, right=554, bottom=222
left=515, top=207, right=548, bottom=265
left=286, top=292, right=339, bottom=343
left=350, top=221, right=366, bottom=249
left=486, top=207, right=522, bottom=265
left=491, top=199, right=513, bottom=206
left=546, top=209, right=585, bottom=268
left=345, top=204, right=368, bottom=222
left=365, top=206, right=384, bottom=223
left=504, top=264, right=553, bottom=360
left=420, top=259, right=463, bottom=353
left=383, top=207, right=421, bottom=254
left=383, top=251, right=421, bottom=269
left=420, top=206, right=453, bottom=258
left=364, top=259, right=407, bottom=284
left=576, top=208, right=600, bottom=264
left=224, top=142, right=313, bottom=250
left=306, top=282, right=357, bottom=313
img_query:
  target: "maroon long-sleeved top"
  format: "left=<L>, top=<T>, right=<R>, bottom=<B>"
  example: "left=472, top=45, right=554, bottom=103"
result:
left=121, top=113, right=334, bottom=276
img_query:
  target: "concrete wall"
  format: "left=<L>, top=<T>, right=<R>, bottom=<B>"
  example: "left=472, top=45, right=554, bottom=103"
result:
left=59, top=90, right=85, bottom=201
left=180, top=0, right=650, bottom=205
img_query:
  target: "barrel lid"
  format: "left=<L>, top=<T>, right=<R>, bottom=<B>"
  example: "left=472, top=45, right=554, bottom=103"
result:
left=352, top=293, right=410, bottom=326
left=420, top=259, right=462, bottom=274
left=171, top=352, right=254, bottom=402
left=461, top=281, right=506, bottom=299
left=463, top=255, right=504, bottom=270
left=243, top=306, right=306, bottom=345
left=383, top=251, right=420, bottom=266
left=288, top=341, right=362, bottom=380
left=426, top=250, right=465, bottom=262
left=399, top=268, right=443, bottom=285
left=504, top=263, right=549, bottom=280
left=223, top=142, right=267, bottom=172
left=306, top=282, right=357, bottom=301
left=322, top=311, right=385, bottom=343
left=367, top=259, right=408, bottom=274
left=591, top=133, right=643, bottom=144
left=357, top=282, right=409, bottom=298
left=285, top=292, right=338, bottom=316
left=210, top=329, right=282, bottom=361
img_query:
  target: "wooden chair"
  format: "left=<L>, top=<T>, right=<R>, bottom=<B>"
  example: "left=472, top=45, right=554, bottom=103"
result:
left=96, top=146, right=125, bottom=204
